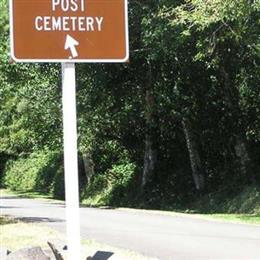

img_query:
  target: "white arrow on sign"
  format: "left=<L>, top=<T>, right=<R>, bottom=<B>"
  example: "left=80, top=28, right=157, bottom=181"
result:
left=65, top=35, right=79, bottom=58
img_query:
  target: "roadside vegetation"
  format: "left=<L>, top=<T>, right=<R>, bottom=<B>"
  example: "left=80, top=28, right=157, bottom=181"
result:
left=188, top=185, right=260, bottom=224
left=0, top=0, right=259, bottom=223
left=2, top=186, right=260, bottom=225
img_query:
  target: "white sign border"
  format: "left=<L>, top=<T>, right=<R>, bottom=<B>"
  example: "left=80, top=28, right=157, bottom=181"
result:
left=9, top=0, right=129, bottom=63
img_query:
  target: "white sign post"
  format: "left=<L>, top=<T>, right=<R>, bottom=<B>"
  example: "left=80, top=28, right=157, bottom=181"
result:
left=10, top=1, right=129, bottom=259
left=62, top=63, right=81, bottom=260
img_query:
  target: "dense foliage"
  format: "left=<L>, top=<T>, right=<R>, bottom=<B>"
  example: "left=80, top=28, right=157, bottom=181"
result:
left=3, top=150, right=64, bottom=198
left=0, top=0, right=259, bottom=208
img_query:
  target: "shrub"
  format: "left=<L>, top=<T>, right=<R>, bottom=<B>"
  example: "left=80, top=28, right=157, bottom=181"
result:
left=3, top=149, right=62, bottom=194
left=82, top=161, right=136, bottom=206
left=50, top=165, right=65, bottom=199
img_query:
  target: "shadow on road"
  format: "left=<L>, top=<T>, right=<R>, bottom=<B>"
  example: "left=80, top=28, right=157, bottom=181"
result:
left=91, top=251, right=114, bottom=260
left=0, top=206, right=21, bottom=209
left=15, top=216, right=65, bottom=223
left=80, top=204, right=117, bottom=210
left=0, top=196, right=29, bottom=200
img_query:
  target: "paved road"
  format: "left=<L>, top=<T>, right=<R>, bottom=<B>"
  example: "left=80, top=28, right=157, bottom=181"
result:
left=1, top=195, right=260, bottom=259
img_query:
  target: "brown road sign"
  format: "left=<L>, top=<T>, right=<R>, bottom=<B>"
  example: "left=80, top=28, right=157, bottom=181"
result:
left=10, top=0, right=129, bottom=62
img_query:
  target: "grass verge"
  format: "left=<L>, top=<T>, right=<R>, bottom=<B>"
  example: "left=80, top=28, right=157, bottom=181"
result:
left=1, top=187, right=260, bottom=225
left=0, top=188, right=59, bottom=201
left=185, top=185, right=260, bottom=225
left=0, top=216, right=63, bottom=251
left=195, top=213, right=260, bottom=225
left=0, top=216, right=154, bottom=260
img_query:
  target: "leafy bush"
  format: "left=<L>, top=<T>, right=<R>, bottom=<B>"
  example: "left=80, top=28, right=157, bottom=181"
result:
left=50, top=165, right=65, bottom=199
left=82, top=161, right=136, bottom=206
left=3, top=149, right=62, bottom=196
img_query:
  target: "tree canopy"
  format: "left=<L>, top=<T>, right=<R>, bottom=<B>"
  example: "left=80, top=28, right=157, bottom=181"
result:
left=0, top=0, right=259, bottom=207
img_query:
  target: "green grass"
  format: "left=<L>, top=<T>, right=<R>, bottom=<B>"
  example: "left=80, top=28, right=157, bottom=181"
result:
left=0, top=215, right=152, bottom=259
left=0, top=216, right=17, bottom=225
left=189, top=185, right=260, bottom=215
left=194, top=212, right=258, bottom=225
left=0, top=216, right=64, bottom=251
left=183, top=185, right=260, bottom=225
left=0, top=188, right=62, bottom=202
left=197, top=213, right=260, bottom=224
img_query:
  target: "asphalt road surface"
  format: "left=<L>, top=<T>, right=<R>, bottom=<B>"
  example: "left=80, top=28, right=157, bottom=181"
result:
left=1, top=194, right=260, bottom=259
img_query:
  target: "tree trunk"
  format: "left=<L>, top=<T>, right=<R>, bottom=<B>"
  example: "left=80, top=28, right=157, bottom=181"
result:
left=141, top=63, right=157, bottom=188
left=82, top=152, right=95, bottom=184
left=235, top=135, right=255, bottom=184
left=221, top=67, right=255, bottom=184
left=182, top=118, right=205, bottom=191
left=142, top=134, right=157, bottom=188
